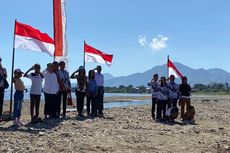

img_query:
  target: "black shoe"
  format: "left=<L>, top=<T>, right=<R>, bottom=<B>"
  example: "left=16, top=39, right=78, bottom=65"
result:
left=98, top=114, right=105, bottom=118
left=78, top=114, right=84, bottom=117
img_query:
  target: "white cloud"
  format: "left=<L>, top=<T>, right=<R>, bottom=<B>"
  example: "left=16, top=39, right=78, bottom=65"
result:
left=149, top=35, right=169, bottom=50
left=138, top=35, right=147, bottom=47
left=138, top=34, right=169, bottom=50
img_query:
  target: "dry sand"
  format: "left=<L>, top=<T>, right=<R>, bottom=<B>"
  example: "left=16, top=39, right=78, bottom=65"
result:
left=0, top=95, right=230, bottom=153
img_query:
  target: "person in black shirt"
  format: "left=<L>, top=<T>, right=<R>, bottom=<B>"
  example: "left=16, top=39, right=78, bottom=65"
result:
left=179, top=76, right=191, bottom=120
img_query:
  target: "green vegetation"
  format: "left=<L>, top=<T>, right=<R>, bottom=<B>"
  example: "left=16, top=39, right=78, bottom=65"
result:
left=192, top=83, right=230, bottom=95
left=104, top=85, right=148, bottom=93
left=104, top=83, right=230, bottom=95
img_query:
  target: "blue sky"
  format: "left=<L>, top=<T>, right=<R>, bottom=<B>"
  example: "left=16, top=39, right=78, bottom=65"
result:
left=1, top=0, right=230, bottom=85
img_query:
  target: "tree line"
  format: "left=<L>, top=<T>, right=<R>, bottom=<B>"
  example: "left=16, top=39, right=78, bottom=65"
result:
left=104, top=83, right=230, bottom=94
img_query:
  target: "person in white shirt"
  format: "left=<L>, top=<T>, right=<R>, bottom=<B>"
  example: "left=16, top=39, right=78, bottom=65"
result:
left=43, top=63, right=59, bottom=119
left=24, top=64, right=43, bottom=121
left=94, top=65, right=104, bottom=117
left=167, top=75, right=179, bottom=108
left=157, top=76, right=168, bottom=121
left=70, top=66, right=87, bottom=117
left=147, top=73, right=159, bottom=119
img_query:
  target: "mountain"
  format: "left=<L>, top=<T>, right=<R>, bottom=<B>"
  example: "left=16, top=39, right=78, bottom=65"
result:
left=105, top=63, right=230, bottom=87
left=104, top=73, right=115, bottom=80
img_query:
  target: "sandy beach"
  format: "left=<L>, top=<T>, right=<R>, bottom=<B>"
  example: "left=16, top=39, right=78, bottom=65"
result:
left=0, top=95, right=230, bottom=153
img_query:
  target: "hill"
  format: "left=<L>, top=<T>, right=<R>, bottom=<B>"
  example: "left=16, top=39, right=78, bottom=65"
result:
left=105, top=63, right=230, bottom=87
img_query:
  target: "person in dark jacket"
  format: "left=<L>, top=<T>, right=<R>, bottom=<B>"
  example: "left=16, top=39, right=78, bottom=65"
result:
left=179, top=76, right=191, bottom=120
left=147, top=73, right=159, bottom=119
left=0, top=58, right=7, bottom=122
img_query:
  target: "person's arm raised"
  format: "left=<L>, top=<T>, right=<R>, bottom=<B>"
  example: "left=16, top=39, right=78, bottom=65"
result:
left=70, top=70, right=79, bottom=79
left=24, top=66, right=34, bottom=78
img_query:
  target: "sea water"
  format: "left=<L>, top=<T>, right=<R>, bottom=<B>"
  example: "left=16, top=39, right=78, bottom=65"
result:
left=3, top=90, right=151, bottom=101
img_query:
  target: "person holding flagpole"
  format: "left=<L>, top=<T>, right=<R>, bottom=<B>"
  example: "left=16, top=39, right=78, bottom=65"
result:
left=70, top=66, right=87, bottom=117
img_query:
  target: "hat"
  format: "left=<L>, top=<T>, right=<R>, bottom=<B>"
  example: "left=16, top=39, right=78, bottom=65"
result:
left=14, top=69, right=24, bottom=74
left=79, top=66, right=85, bottom=70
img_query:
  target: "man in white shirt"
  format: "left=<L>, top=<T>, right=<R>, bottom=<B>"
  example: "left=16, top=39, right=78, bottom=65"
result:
left=43, top=63, right=59, bottom=119
left=24, top=64, right=43, bottom=121
left=94, top=66, right=104, bottom=117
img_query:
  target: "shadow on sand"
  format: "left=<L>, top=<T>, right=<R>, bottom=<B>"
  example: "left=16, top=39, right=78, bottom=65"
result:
left=0, top=118, right=64, bottom=134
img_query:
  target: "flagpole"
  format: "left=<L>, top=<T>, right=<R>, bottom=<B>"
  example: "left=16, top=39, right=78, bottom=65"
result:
left=83, top=41, right=85, bottom=67
left=167, top=55, right=169, bottom=79
left=10, top=20, right=17, bottom=114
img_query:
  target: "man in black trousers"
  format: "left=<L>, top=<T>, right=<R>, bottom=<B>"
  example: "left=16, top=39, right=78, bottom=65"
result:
left=94, top=66, right=104, bottom=117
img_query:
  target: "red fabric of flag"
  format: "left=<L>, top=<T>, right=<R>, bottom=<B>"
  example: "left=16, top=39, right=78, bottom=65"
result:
left=53, top=0, right=63, bottom=56
left=15, top=22, right=54, bottom=44
left=84, top=43, right=113, bottom=66
left=168, top=59, right=183, bottom=78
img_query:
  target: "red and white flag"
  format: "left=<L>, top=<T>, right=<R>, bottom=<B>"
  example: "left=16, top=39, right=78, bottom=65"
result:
left=53, top=0, right=68, bottom=64
left=84, top=43, right=113, bottom=66
left=168, top=58, right=183, bottom=78
left=14, top=21, right=54, bottom=56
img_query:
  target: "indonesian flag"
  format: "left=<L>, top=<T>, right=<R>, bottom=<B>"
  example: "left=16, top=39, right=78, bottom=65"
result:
left=14, top=21, right=54, bottom=56
left=84, top=42, right=113, bottom=66
left=168, top=58, right=183, bottom=78
left=53, top=0, right=68, bottom=64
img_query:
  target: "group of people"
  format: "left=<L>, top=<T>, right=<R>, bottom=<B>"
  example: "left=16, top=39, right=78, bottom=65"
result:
left=0, top=57, right=196, bottom=125
left=0, top=59, right=105, bottom=126
left=147, top=74, right=195, bottom=123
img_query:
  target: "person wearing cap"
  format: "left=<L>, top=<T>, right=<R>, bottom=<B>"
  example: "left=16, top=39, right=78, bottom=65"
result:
left=13, top=69, right=25, bottom=126
left=24, top=64, right=44, bottom=122
left=94, top=65, right=104, bottom=117
left=70, top=66, right=87, bottom=117
left=0, top=58, right=7, bottom=122
left=57, top=61, right=71, bottom=118
left=43, top=63, right=59, bottom=119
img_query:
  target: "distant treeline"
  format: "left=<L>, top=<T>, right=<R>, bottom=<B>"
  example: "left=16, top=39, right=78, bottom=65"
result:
left=104, top=85, right=148, bottom=93
left=104, top=83, right=230, bottom=94
left=192, top=83, right=230, bottom=94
